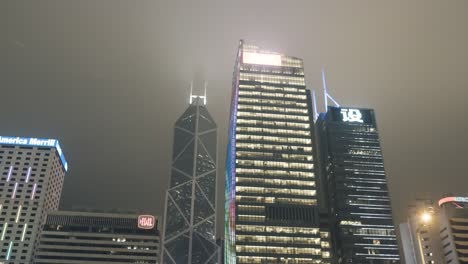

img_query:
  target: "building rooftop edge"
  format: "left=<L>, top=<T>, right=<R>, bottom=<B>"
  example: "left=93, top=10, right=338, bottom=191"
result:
left=0, top=135, right=68, bottom=171
left=48, top=210, right=159, bottom=219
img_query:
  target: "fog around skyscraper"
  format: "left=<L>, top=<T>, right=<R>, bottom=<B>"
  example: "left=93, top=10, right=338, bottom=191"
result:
left=3, top=0, right=468, bottom=244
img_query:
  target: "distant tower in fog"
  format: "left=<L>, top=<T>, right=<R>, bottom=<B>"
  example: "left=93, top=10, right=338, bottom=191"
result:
left=161, top=94, right=218, bottom=264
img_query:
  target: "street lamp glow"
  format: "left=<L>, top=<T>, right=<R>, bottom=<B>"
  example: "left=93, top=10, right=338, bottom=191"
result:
left=421, top=212, right=432, bottom=223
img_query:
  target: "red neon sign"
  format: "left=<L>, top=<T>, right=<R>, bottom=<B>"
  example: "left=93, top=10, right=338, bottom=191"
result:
left=438, top=197, right=455, bottom=207
left=438, top=197, right=468, bottom=207
left=138, top=215, right=155, bottom=229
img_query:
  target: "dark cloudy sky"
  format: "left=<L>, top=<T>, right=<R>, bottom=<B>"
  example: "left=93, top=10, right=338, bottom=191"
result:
left=3, top=0, right=468, bottom=237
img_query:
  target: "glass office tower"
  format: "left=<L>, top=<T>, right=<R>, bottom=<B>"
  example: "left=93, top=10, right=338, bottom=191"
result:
left=225, top=40, right=330, bottom=264
left=162, top=97, right=218, bottom=264
left=316, top=107, right=400, bottom=263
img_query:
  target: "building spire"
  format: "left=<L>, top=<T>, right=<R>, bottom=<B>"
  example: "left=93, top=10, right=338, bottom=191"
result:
left=312, top=90, right=319, bottom=121
left=322, top=67, right=340, bottom=111
left=189, top=81, right=207, bottom=105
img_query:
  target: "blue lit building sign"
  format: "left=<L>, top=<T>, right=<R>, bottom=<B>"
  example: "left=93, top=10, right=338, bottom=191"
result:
left=0, top=136, right=68, bottom=171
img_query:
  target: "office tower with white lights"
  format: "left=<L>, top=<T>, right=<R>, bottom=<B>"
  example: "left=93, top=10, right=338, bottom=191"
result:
left=161, top=95, right=218, bottom=264
left=316, top=107, right=400, bottom=263
left=34, top=211, right=160, bottom=263
left=225, top=40, right=331, bottom=264
left=0, top=135, right=68, bottom=263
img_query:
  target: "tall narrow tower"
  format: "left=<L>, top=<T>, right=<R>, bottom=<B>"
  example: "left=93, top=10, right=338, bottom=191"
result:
left=316, top=107, right=400, bottom=263
left=162, top=95, right=218, bottom=264
left=225, top=41, right=331, bottom=264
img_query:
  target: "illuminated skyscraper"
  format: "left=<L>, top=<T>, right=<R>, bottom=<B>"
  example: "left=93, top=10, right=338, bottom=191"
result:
left=0, top=136, right=68, bottom=263
left=225, top=40, right=331, bottom=264
left=316, top=107, right=400, bottom=263
left=161, top=95, right=218, bottom=264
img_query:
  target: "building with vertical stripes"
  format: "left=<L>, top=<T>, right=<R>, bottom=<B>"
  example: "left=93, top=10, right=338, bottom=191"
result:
left=316, top=107, right=400, bottom=263
left=34, top=211, right=160, bottom=263
left=0, top=135, right=68, bottom=263
left=225, top=40, right=331, bottom=264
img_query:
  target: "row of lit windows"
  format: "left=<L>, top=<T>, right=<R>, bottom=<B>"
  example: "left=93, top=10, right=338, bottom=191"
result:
left=237, top=245, right=321, bottom=255
left=239, top=84, right=304, bottom=94
left=237, top=205, right=265, bottom=212
left=236, top=177, right=315, bottom=188
left=347, top=227, right=396, bottom=236
left=337, top=137, right=380, bottom=144
left=240, top=72, right=305, bottom=86
left=237, top=119, right=310, bottom=130
left=240, top=66, right=304, bottom=76
left=349, top=195, right=390, bottom=200
left=348, top=149, right=382, bottom=156
left=347, top=199, right=391, bottom=207
left=237, top=234, right=320, bottom=245
left=237, top=104, right=308, bottom=115
left=237, top=151, right=312, bottom=162
left=237, top=256, right=322, bottom=264
left=238, top=90, right=306, bottom=100
left=344, top=168, right=386, bottom=174
left=343, top=183, right=383, bottom=191
left=236, top=143, right=312, bottom=153
left=236, top=186, right=316, bottom=197
left=236, top=159, right=314, bottom=170
left=343, top=159, right=384, bottom=167
left=238, top=97, right=307, bottom=107
left=236, top=224, right=319, bottom=235
left=346, top=177, right=387, bottom=184
left=236, top=168, right=314, bottom=179
left=236, top=195, right=316, bottom=206
left=237, top=127, right=310, bottom=137
left=237, top=111, right=309, bottom=123
left=280, top=57, right=303, bottom=68
left=238, top=215, right=265, bottom=222
left=236, top=135, right=312, bottom=145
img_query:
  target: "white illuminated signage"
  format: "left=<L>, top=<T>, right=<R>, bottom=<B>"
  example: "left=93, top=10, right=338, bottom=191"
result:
left=243, top=52, right=282, bottom=66
left=455, top=197, right=468, bottom=203
left=0, top=136, right=68, bottom=171
left=138, top=215, right=155, bottom=229
left=340, top=109, right=364, bottom=123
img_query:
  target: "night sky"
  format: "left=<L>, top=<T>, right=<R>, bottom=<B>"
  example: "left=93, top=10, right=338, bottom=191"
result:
left=3, top=0, right=468, bottom=237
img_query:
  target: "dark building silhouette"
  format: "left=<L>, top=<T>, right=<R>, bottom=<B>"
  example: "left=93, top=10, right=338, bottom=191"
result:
left=161, top=95, right=218, bottom=264
left=316, top=107, right=400, bottom=263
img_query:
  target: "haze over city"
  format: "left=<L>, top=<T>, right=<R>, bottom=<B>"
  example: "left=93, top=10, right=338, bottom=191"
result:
left=3, top=0, right=468, bottom=245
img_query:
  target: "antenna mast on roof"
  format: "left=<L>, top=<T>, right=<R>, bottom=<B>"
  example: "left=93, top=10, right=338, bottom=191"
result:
left=312, top=90, right=319, bottom=122
left=322, top=67, right=340, bottom=110
left=189, top=81, right=207, bottom=105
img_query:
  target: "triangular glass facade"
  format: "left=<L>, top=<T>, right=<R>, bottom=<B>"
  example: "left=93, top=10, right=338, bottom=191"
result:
left=162, top=99, right=219, bottom=264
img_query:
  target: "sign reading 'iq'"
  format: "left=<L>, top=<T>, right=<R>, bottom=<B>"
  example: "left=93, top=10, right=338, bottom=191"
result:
left=138, top=215, right=155, bottom=229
